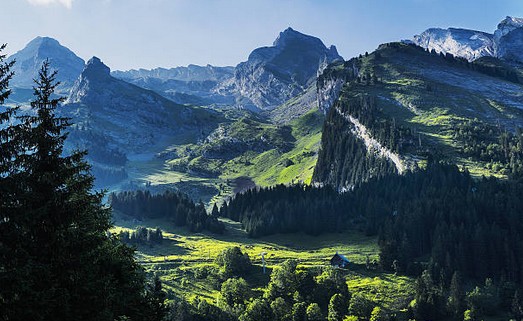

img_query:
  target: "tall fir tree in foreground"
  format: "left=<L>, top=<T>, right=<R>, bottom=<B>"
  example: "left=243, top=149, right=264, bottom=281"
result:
left=0, top=55, right=164, bottom=320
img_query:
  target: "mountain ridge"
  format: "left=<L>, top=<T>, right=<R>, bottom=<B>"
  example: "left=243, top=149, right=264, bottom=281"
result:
left=412, top=16, right=523, bottom=63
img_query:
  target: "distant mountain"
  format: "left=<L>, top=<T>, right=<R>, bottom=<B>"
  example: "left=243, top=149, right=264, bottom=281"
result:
left=113, top=64, right=235, bottom=82
left=8, top=37, right=85, bottom=92
left=66, top=56, right=217, bottom=151
left=113, top=28, right=342, bottom=114
left=412, top=16, right=523, bottom=63
left=112, top=65, right=236, bottom=106
left=229, top=27, right=342, bottom=111
left=495, top=16, right=523, bottom=63
left=413, top=28, right=494, bottom=61
left=63, top=57, right=220, bottom=187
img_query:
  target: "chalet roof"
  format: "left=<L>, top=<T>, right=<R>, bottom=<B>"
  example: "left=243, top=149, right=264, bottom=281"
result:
left=332, top=252, right=350, bottom=262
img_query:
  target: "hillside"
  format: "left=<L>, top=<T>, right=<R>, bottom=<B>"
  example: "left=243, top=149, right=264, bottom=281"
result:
left=313, top=42, right=523, bottom=190
left=128, top=108, right=324, bottom=204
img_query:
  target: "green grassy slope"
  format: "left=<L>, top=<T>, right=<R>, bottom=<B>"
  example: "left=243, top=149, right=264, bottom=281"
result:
left=315, top=43, right=523, bottom=187
left=125, top=108, right=324, bottom=205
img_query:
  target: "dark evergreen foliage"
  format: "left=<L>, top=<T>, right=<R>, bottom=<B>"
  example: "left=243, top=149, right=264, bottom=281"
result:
left=312, top=89, right=417, bottom=189
left=0, top=57, right=165, bottom=320
left=223, top=161, right=523, bottom=291
left=119, top=226, right=164, bottom=245
left=220, top=184, right=348, bottom=237
left=110, top=190, right=225, bottom=234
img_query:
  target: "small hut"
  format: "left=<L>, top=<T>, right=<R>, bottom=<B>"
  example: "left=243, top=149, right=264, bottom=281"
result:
left=330, top=252, right=350, bottom=268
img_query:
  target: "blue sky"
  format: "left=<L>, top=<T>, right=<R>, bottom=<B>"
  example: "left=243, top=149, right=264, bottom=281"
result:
left=2, top=0, right=522, bottom=70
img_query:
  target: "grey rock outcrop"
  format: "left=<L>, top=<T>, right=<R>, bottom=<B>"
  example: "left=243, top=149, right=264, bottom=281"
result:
left=413, top=16, right=523, bottom=64
left=65, top=57, right=209, bottom=153
left=231, top=27, right=342, bottom=111
left=413, top=28, right=494, bottom=61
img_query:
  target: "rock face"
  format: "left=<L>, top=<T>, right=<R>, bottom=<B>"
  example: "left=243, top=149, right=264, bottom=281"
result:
left=112, top=28, right=343, bottom=113
left=8, top=37, right=85, bottom=92
left=231, top=27, right=342, bottom=111
left=495, top=17, right=523, bottom=63
left=413, top=28, right=494, bottom=61
left=65, top=57, right=210, bottom=153
left=412, top=16, right=523, bottom=63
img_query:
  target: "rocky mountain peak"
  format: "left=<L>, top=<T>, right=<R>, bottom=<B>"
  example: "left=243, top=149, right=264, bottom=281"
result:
left=8, top=36, right=85, bottom=91
left=272, top=27, right=325, bottom=49
left=494, top=16, right=523, bottom=42
left=27, top=36, right=61, bottom=55
left=413, top=17, right=523, bottom=63
left=83, top=56, right=111, bottom=80
left=497, top=16, right=523, bottom=31
left=234, top=27, right=343, bottom=110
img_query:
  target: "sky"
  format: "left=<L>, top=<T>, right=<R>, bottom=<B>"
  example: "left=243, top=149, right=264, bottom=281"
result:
left=2, top=0, right=523, bottom=71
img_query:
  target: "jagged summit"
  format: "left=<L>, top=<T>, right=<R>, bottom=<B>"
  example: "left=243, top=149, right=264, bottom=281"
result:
left=25, top=36, right=61, bottom=53
left=234, top=27, right=343, bottom=110
left=105, top=28, right=343, bottom=114
left=497, top=16, right=523, bottom=31
left=82, top=56, right=111, bottom=80
left=272, top=27, right=325, bottom=48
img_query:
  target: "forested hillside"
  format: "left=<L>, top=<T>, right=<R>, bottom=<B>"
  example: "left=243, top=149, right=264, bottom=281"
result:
left=314, top=43, right=523, bottom=190
left=221, top=161, right=523, bottom=319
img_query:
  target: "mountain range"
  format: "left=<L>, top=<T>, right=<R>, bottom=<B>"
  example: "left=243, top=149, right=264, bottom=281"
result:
left=113, top=27, right=342, bottom=113
left=4, top=16, right=523, bottom=202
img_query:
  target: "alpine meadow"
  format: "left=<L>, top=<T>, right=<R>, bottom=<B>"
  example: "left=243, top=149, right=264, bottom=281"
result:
left=2, top=1, right=523, bottom=321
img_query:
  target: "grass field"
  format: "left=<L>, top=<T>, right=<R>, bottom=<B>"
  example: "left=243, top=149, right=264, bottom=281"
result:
left=112, top=211, right=416, bottom=314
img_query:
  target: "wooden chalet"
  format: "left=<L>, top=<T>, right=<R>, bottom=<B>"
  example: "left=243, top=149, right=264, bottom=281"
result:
left=330, top=252, right=350, bottom=268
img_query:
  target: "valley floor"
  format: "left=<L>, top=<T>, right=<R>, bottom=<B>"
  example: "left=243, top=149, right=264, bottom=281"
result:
left=112, top=212, right=416, bottom=315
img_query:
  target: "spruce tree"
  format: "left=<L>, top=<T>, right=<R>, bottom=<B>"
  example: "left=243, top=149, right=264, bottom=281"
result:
left=0, top=60, right=163, bottom=320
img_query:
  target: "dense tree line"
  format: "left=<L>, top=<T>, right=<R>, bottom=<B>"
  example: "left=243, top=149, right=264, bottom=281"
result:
left=220, top=184, right=350, bottom=237
left=452, top=119, right=523, bottom=178
left=110, top=190, right=225, bottom=234
left=222, top=162, right=523, bottom=285
left=0, top=53, right=165, bottom=320
left=90, top=165, right=127, bottom=186
left=313, top=88, right=420, bottom=189
left=119, top=226, right=164, bottom=246
left=376, top=165, right=523, bottom=282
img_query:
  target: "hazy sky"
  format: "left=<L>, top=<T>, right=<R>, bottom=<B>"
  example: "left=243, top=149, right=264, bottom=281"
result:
left=2, top=0, right=522, bottom=71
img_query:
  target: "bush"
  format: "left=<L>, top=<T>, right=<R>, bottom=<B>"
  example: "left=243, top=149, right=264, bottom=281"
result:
left=215, top=247, right=252, bottom=277
left=348, top=293, right=373, bottom=319
left=221, top=278, right=250, bottom=306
